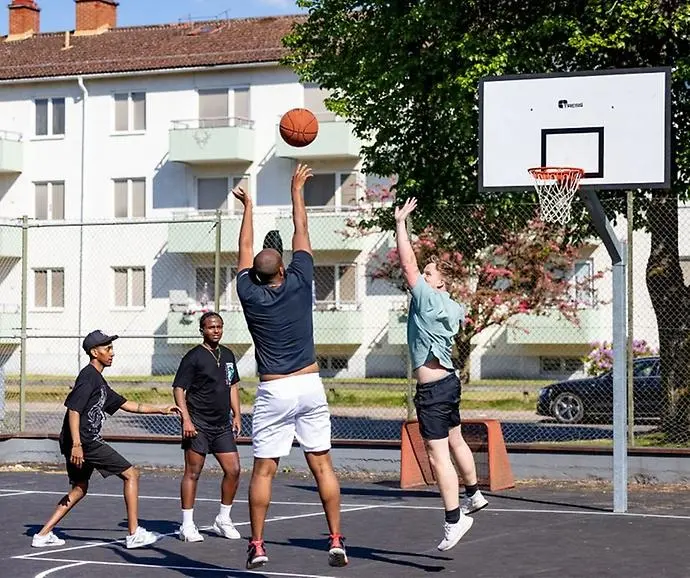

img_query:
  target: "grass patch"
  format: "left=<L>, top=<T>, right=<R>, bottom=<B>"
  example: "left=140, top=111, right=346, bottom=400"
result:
left=6, top=384, right=538, bottom=410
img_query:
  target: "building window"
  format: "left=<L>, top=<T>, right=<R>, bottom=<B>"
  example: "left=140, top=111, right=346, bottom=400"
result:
left=114, top=92, right=146, bottom=132
left=114, top=178, right=146, bottom=218
left=572, top=259, right=594, bottom=306
left=197, top=176, right=246, bottom=213
left=303, top=84, right=335, bottom=122
left=199, top=89, right=228, bottom=128
left=35, top=98, right=65, bottom=137
left=313, top=264, right=357, bottom=309
left=35, top=182, right=65, bottom=221
left=113, top=267, right=145, bottom=308
left=34, top=269, right=64, bottom=309
left=195, top=267, right=239, bottom=309
left=540, top=357, right=584, bottom=376
left=303, top=172, right=359, bottom=208
left=317, top=356, right=350, bottom=373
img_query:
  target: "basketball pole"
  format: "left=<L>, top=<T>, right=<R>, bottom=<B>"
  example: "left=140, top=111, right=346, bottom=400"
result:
left=578, top=190, right=628, bottom=513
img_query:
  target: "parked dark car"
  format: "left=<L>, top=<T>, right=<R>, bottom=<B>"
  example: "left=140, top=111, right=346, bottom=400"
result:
left=536, top=356, right=662, bottom=424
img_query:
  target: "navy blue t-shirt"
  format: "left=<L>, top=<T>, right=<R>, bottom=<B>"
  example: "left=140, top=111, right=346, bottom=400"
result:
left=237, top=251, right=316, bottom=376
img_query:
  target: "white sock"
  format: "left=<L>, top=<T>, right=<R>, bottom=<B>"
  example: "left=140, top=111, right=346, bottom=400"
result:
left=182, top=508, right=194, bottom=528
left=219, top=503, right=232, bottom=520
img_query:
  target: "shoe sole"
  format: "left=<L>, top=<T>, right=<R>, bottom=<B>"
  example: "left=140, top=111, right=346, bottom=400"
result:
left=437, top=517, right=474, bottom=551
left=212, top=522, right=241, bottom=540
left=246, top=556, right=268, bottom=570
left=329, top=549, right=348, bottom=567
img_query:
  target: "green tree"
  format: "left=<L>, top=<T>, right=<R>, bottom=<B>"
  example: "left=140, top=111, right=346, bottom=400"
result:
left=284, top=0, right=690, bottom=441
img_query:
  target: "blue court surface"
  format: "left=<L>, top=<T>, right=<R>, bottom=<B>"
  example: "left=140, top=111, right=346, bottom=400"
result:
left=1, top=468, right=688, bottom=578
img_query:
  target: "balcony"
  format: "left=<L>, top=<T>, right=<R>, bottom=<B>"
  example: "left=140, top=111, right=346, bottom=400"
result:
left=166, top=310, right=251, bottom=345
left=0, top=225, right=21, bottom=258
left=169, top=118, right=254, bottom=164
left=0, top=130, right=23, bottom=173
left=313, top=307, right=364, bottom=345
left=275, top=209, right=367, bottom=253
left=0, top=304, right=19, bottom=344
left=167, top=214, right=242, bottom=253
left=388, top=309, right=408, bottom=345
left=275, top=115, right=363, bottom=160
left=506, top=309, right=607, bottom=345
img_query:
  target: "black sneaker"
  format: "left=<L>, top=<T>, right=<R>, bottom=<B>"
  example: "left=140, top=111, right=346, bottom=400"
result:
left=246, top=539, right=268, bottom=570
left=328, top=534, right=348, bottom=567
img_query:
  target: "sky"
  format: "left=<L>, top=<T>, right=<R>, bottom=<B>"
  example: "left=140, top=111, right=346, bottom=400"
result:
left=0, top=0, right=307, bottom=36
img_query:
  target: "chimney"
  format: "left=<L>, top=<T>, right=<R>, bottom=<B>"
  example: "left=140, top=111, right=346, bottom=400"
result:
left=7, top=0, right=40, bottom=40
left=75, top=0, right=117, bottom=35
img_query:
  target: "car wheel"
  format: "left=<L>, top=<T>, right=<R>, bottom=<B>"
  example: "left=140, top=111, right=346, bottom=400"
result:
left=551, top=392, right=585, bottom=424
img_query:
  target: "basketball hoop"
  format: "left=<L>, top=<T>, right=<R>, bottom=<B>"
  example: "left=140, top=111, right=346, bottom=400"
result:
left=528, top=167, right=584, bottom=224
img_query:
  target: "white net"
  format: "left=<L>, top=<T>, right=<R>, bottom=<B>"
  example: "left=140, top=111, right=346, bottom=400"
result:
left=528, top=167, right=584, bottom=224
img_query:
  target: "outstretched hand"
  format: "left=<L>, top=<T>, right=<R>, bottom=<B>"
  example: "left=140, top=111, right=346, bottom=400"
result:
left=160, top=405, right=182, bottom=416
left=394, top=197, right=418, bottom=223
left=231, top=185, right=251, bottom=207
left=291, top=163, right=313, bottom=193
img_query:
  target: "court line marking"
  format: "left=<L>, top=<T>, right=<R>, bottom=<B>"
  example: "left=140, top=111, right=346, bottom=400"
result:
left=34, top=561, right=89, bottom=578
left=0, top=491, right=33, bottom=497
left=17, top=505, right=379, bottom=559
left=0, top=488, right=352, bottom=508
left=18, top=557, right=335, bottom=578
left=379, top=504, right=690, bottom=520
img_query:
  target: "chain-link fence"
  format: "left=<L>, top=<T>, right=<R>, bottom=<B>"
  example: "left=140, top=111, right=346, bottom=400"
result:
left=0, top=203, right=688, bottom=448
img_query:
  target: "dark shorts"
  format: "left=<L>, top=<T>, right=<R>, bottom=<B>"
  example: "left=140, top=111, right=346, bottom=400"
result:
left=63, top=441, right=132, bottom=485
left=182, top=423, right=237, bottom=456
left=414, top=372, right=462, bottom=441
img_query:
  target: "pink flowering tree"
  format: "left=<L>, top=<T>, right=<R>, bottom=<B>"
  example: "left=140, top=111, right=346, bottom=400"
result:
left=346, top=187, right=604, bottom=381
left=584, top=340, right=658, bottom=376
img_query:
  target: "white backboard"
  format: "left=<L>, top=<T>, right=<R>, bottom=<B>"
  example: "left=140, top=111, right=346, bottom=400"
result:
left=479, top=67, right=671, bottom=191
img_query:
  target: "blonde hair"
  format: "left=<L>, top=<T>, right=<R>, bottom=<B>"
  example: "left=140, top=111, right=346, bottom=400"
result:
left=427, top=255, right=453, bottom=281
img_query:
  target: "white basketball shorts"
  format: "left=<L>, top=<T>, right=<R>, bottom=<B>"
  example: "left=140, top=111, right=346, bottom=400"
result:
left=251, top=372, right=332, bottom=458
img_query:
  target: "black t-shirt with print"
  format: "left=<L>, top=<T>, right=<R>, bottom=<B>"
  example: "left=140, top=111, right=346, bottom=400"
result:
left=172, top=344, right=240, bottom=430
left=59, top=364, right=126, bottom=453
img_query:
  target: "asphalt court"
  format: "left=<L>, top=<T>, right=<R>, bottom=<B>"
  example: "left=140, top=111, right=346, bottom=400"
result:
left=1, top=470, right=689, bottom=577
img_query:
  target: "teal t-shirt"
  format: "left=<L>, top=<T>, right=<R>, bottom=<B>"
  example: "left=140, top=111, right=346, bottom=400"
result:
left=406, top=275, right=465, bottom=371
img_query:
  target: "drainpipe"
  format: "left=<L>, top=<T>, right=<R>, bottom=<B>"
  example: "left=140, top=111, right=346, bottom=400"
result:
left=77, top=76, right=88, bottom=373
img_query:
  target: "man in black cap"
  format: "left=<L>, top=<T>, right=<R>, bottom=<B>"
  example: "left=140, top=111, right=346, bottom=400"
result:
left=31, top=330, right=180, bottom=549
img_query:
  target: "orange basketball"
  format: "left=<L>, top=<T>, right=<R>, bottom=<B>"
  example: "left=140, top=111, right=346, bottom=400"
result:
left=279, top=108, right=319, bottom=147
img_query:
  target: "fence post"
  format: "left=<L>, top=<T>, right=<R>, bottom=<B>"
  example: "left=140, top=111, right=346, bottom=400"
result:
left=214, top=210, right=222, bottom=312
left=626, top=190, right=635, bottom=447
left=19, top=215, right=28, bottom=432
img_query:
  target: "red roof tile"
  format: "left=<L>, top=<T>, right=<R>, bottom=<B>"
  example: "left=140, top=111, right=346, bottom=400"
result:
left=0, top=15, right=304, bottom=81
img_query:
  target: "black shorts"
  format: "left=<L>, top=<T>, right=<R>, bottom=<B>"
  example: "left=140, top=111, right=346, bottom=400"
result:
left=414, top=372, right=462, bottom=440
left=182, top=424, right=237, bottom=456
left=63, top=441, right=132, bottom=485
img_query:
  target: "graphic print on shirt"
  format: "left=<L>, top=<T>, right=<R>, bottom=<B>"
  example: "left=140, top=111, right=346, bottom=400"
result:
left=225, top=362, right=235, bottom=386
left=85, top=383, right=107, bottom=441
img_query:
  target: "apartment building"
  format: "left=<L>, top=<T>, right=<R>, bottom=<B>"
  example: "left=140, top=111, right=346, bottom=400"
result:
left=0, top=1, right=667, bottom=380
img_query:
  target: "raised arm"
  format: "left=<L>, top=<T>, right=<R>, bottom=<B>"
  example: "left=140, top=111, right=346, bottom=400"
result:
left=394, top=197, right=420, bottom=289
left=233, top=185, right=253, bottom=271
left=291, top=163, right=313, bottom=255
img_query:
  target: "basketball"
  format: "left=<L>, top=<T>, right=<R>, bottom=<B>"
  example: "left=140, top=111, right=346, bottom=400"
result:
left=279, top=108, right=319, bottom=147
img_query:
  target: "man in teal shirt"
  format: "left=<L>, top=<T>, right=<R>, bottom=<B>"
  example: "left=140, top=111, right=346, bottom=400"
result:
left=395, top=197, right=488, bottom=552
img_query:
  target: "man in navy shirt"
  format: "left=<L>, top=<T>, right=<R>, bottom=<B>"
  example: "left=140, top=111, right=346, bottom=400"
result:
left=232, top=165, right=347, bottom=570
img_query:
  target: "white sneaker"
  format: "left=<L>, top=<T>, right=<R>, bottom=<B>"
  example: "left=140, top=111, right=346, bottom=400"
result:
left=461, top=490, right=489, bottom=515
left=178, top=524, right=204, bottom=542
left=212, top=515, right=241, bottom=540
left=437, top=516, right=474, bottom=551
left=125, top=526, right=160, bottom=549
left=32, top=532, right=66, bottom=548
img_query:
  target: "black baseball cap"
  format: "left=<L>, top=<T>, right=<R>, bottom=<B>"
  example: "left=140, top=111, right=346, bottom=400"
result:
left=82, top=330, right=119, bottom=354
